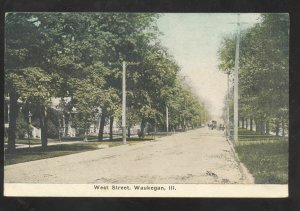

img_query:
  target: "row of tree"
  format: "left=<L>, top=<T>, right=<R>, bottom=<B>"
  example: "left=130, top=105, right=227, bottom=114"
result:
left=5, top=13, right=209, bottom=152
left=218, top=14, right=289, bottom=136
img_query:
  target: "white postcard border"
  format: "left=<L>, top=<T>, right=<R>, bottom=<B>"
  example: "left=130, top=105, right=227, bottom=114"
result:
left=4, top=183, right=288, bottom=198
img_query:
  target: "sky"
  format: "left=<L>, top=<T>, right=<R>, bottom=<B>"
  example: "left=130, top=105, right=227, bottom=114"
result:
left=157, top=13, right=260, bottom=120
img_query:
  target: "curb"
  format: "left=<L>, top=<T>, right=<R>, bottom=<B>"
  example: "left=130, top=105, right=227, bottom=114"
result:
left=226, top=137, right=255, bottom=184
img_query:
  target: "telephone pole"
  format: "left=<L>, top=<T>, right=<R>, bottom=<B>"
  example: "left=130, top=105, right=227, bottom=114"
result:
left=122, top=61, right=126, bottom=144
left=234, top=14, right=240, bottom=144
left=166, top=106, right=169, bottom=135
left=121, top=60, right=139, bottom=144
left=227, top=14, right=255, bottom=143
left=109, top=60, right=139, bottom=144
left=227, top=72, right=230, bottom=138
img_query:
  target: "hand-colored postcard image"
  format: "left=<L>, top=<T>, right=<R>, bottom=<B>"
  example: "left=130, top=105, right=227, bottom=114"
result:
left=4, top=13, right=288, bottom=197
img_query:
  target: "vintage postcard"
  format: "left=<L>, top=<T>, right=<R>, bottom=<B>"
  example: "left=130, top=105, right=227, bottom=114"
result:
left=4, top=13, right=288, bottom=197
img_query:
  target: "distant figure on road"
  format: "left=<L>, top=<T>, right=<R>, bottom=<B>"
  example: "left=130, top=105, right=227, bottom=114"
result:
left=219, top=124, right=225, bottom=131
left=208, top=120, right=217, bottom=130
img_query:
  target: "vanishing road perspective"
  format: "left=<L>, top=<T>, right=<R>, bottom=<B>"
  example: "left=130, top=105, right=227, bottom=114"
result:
left=5, top=127, right=254, bottom=184
left=4, top=12, right=288, bottom=192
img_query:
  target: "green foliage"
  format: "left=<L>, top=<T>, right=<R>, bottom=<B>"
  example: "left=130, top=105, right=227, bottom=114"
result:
left=47, top=120, right=59, bottom=138
left=218, top=14, right=289, bottom=131
left=5, top=12, right=210, bottom=147
left=218, top=35, right=235, bottom=74
left=7, top=67, right=55, bottom=107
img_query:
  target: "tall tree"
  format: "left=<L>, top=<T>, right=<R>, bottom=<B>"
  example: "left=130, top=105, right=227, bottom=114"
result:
left=5, top=13, right=56, bottom=151
left=218, top=14, right=289, bottom=135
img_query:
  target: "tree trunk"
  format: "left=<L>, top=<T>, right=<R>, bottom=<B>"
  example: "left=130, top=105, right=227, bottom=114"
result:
left=241, top=117, right=244, bottom=129
left=266, top=121, right=270, bottom=135
left=7, top=91, right=18, bottom=153
left=255, top=120, right=260, bottom=133
left=275, top=121, right=280, bottom=136
left=261, top=121, right=265, bottom=134
left=40, top=106, right=48, bottom=149
left=282, top=120, right=285, bottom=137
left=65, top=113, right=69, bottom=136
left=257, top=120, right=263, bottom=134
left=140, top=119, right=146, bottom=137
left=245, top=118, right=248, bottom=129
left=98, top=111, right=106, bottom=141
left=250, top=118, right=253, bottom=131
left=128, top=126, right=131, bottom=138
left=83, top=127, right=88, bottom=142
left=255, top=120, right=258, bottom=132
left=109, top=116, right=114, bottom=140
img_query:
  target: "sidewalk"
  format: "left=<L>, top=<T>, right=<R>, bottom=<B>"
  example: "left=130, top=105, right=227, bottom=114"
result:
left=4, top=135, right=142, bottom=149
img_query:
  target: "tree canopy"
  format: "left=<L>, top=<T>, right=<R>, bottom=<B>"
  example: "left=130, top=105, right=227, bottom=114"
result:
left=5, top=13, right=209, bottom=151
left=218, top=14, right=289, bottom=135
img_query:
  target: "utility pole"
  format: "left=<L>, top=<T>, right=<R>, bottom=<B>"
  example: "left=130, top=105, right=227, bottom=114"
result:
left=109, top=60, right=139, bottom=144
left=183, top=76, right=186, bottom=131
left=122, top=61, right=126, bottom=144
left=166, top=106, right=169, bottom=135
left=234, top=14, right=240, bottom=144
left=227, top=72, right=230, bottom=138
left=226, top=14, right=255, bottom=142
left=121, top=60, right=139, bottom=144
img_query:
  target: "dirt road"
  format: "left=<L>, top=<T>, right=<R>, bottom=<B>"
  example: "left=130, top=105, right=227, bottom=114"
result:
left=4, top=127, right=254, bottom=184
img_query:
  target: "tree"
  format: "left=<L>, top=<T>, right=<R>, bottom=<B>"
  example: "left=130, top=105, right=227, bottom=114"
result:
left=5, top=13, right=48, bottom=152
left=5, top=12, right=210, bottom=148
left=218, top=14, right=289, bottom=135
left=7, top=67, right=58, bottom=148
left=97, top=13, right=161, bottom=139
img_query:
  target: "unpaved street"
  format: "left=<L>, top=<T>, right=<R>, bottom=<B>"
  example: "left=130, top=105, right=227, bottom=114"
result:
left=4, top=127, right=254, bottom=184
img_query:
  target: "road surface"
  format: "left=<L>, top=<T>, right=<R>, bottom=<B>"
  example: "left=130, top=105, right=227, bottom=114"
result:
left=4, top=127, right=254, bottom=184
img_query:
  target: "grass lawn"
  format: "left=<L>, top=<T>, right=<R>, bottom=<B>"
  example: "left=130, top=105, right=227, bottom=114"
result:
left=4, top=138, right=148, bottom=166
left=4, top=135, right=125, bottom=149
left=235, top=129, right=288, bottom=184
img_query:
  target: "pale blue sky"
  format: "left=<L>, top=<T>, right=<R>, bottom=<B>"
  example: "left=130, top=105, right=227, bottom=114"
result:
left=157, top=13, right=260, bottom=119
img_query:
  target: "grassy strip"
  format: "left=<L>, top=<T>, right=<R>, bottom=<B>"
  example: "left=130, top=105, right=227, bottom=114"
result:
left=238, top=128, right=287, bottom=141
left=4, top=135, right=125, bottom=146
left=5, top=139, right=147, bottom=166
left=5, top=132, right=166, bottom=145
left=235, top=137, right=288, bottom=184
left=239, top=137, right=287, bottom=142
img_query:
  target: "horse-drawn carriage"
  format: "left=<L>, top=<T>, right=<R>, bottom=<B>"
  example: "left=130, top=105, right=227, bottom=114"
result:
left=208, top=120, right=217, bottom=130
